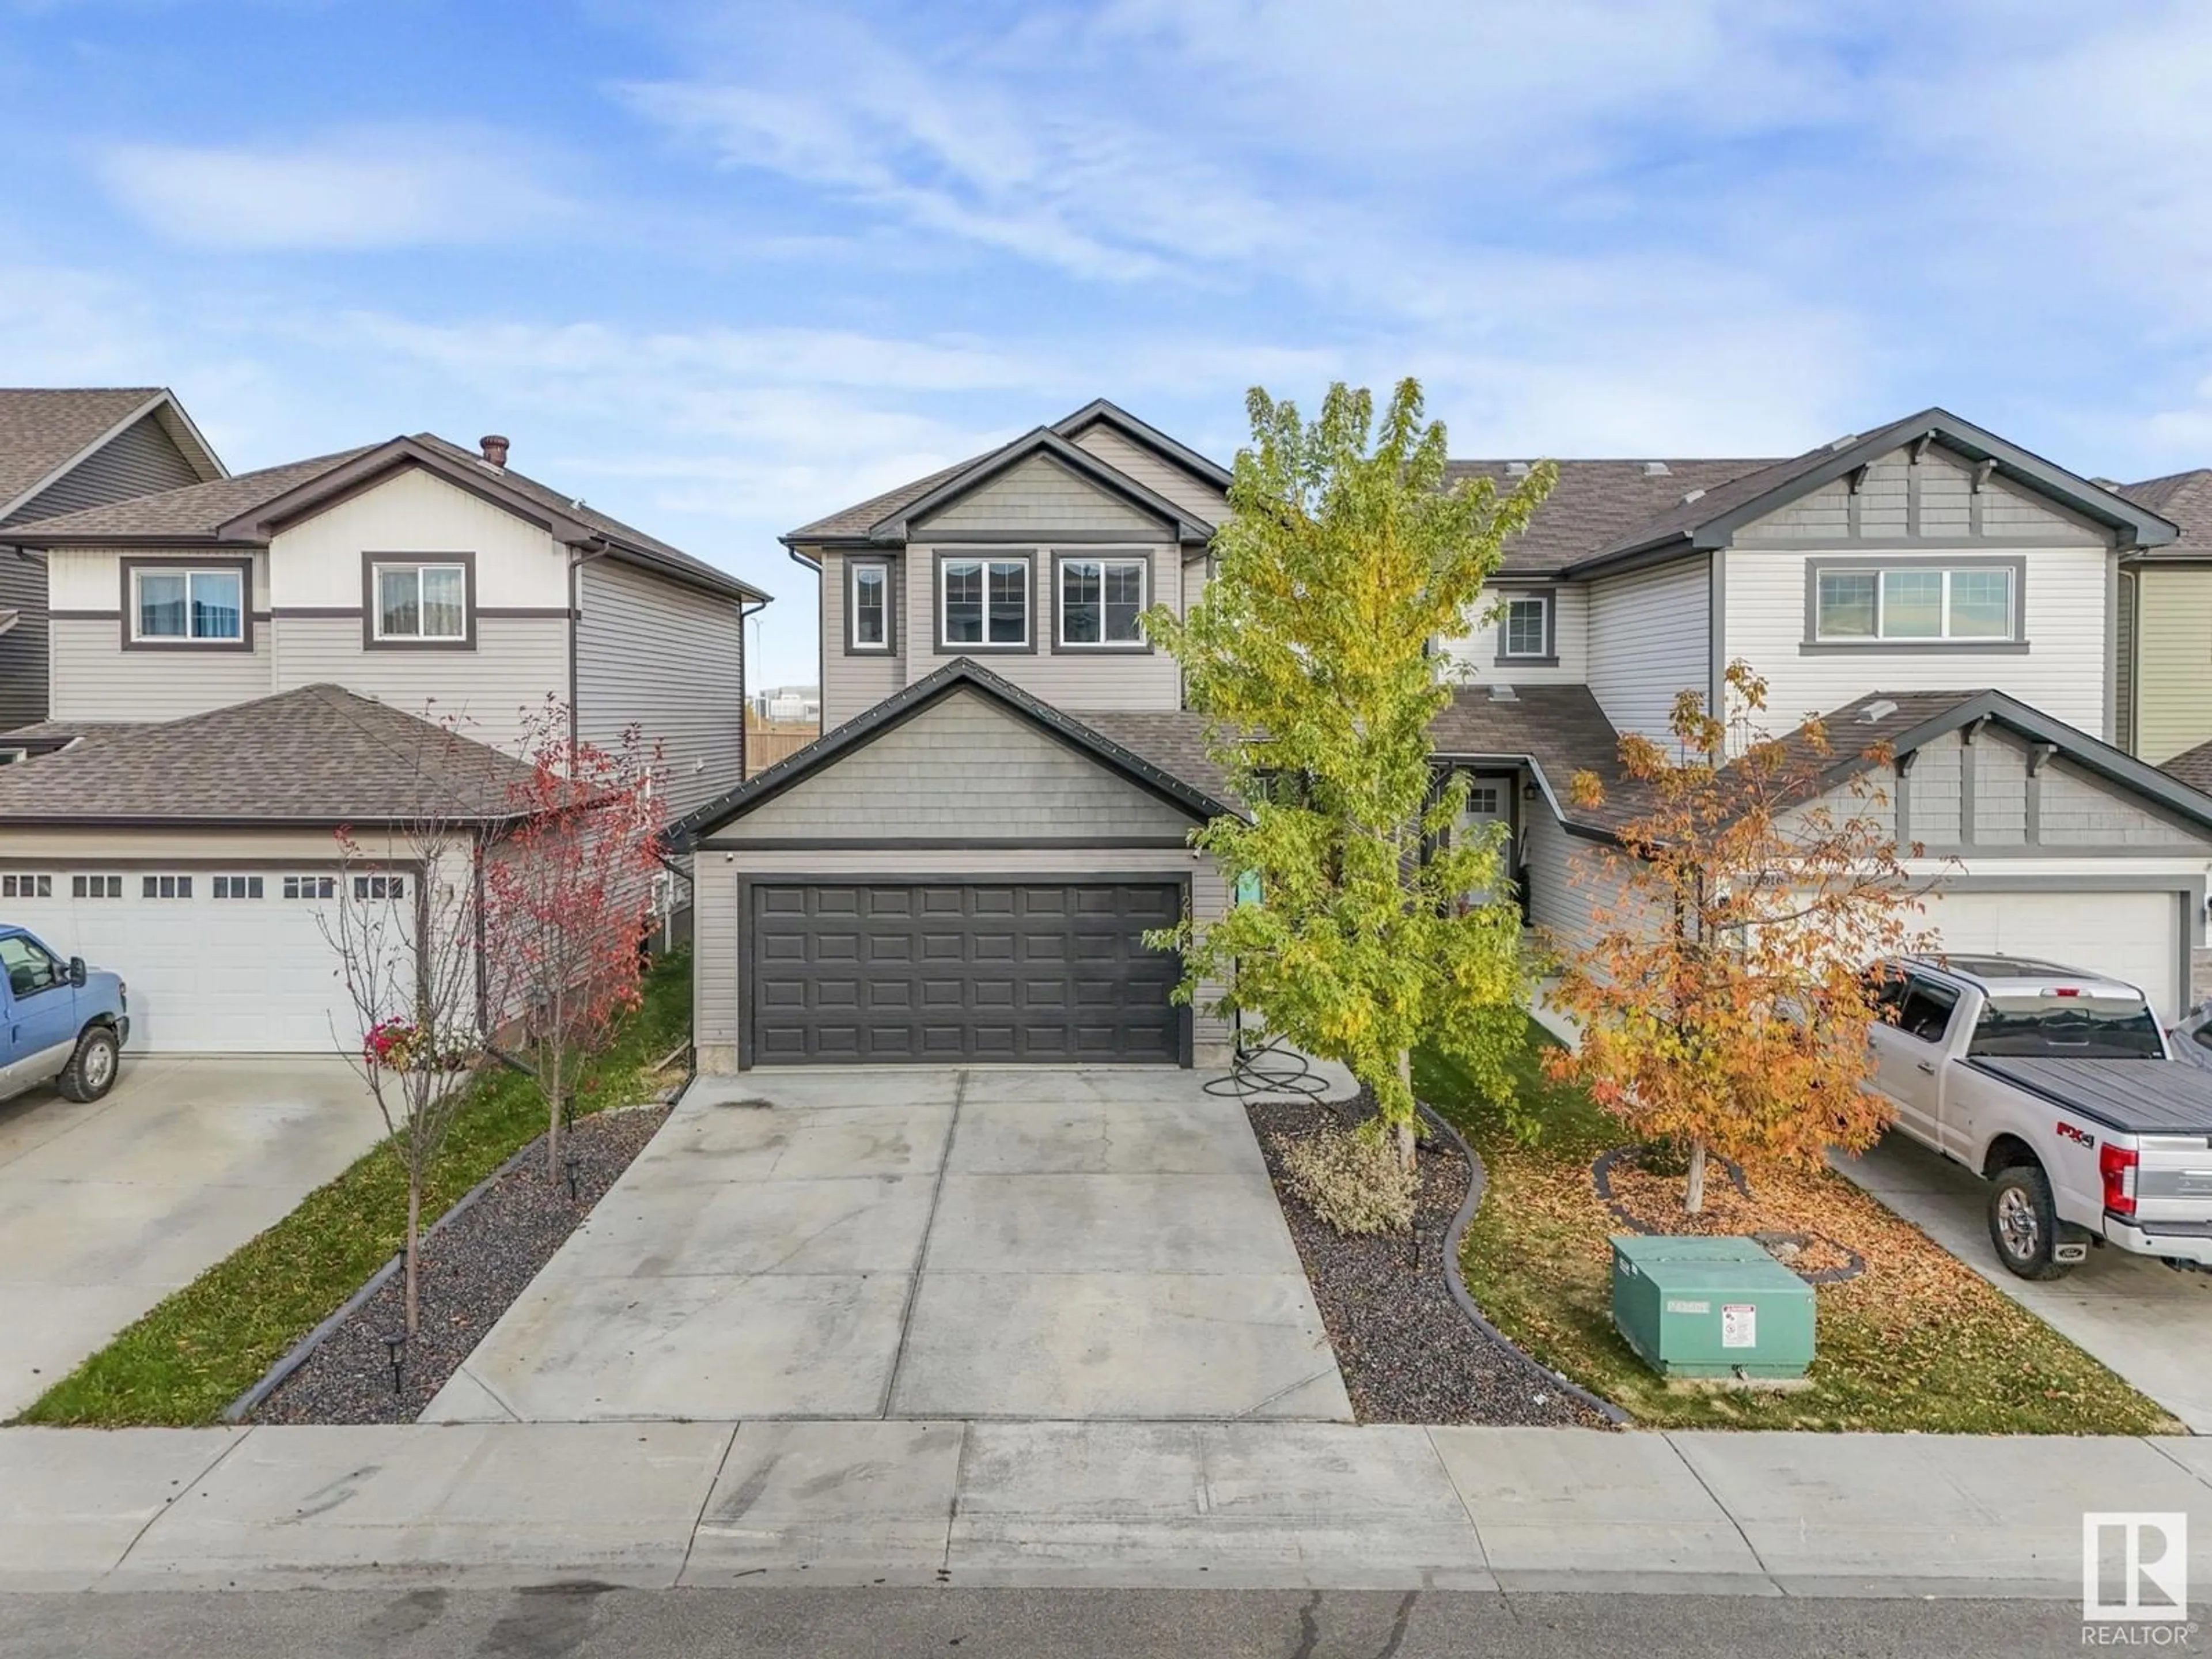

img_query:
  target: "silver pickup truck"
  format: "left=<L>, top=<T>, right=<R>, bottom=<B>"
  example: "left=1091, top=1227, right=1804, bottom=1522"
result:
left=1865, top=954, right=2212, bottom=1280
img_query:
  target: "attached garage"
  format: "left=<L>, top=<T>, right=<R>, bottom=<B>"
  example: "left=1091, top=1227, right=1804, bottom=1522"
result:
left=1, top=869, right=365, bottom=1052
left=748, top=880, right=1184, bottom=1065
left=1919, top=887, right=2188, bottom=1022
left=0, top=684, right=540, bottom=1055
left=675, top=661, right=1240, bottom=1073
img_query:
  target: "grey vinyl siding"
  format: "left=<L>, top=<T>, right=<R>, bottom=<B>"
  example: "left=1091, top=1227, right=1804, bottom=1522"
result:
left=1751, top=478, right=1851, bottom=539
left=0, top=414, right=209, bottom=730
left=2036, top=763, right=2209, bottom=847
left=707, top=690, right=1198, bottom=841
left=1585, top=555, right=1710, bottom=742
left=905, top=541, right=1183, bottom=710
left=2, top=414, right=203, bottom=528
left=1973, top=733, right=2029, bottom=846
left=1521, top=804, right=1652, bottom=963
left=575, top=559, right=746, bottom=820
left=691, top=844, right=1230, bottom=1074
left=1067, top=426, right=1226, bottom=525
left=911, top=454, right=1169, bottom=536
left=821, top=551, right=903, bottom=732
left=1918, top=449, right=1973, bottom=535
left=268, top=615, right=567, bottom=755
left=1982, top=476, right=2081, bottom=536
left=1909, top=732, right=1964, bottom=845
left=49, top=618, right=274, bottom=721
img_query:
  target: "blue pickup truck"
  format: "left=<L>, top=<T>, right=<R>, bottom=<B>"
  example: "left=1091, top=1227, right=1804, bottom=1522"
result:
left=0, top=925, right=129, bottom=1104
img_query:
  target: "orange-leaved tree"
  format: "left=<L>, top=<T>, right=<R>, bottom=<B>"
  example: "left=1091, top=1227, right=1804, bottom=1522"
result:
left=1545, top=661, right=1938, bottom=1213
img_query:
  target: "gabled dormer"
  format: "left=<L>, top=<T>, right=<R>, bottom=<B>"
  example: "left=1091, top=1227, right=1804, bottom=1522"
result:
left=785, top=400, right=1229, bottom=728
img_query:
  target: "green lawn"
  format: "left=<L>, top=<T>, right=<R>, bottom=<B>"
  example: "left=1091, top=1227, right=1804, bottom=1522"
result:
left=1416, top=1017, right=2179, bottom=1434
left=15, top=951, right=693, bottom=1429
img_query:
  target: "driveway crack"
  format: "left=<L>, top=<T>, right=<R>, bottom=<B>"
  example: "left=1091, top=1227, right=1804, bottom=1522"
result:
left=880, top=1070, right=964, bottom=1418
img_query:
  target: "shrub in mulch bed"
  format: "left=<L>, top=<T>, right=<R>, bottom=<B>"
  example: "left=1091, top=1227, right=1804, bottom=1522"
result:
left=251, top=1104, right=671, bottom=1425
left=1250, top=1090, right=1611, bottom=1428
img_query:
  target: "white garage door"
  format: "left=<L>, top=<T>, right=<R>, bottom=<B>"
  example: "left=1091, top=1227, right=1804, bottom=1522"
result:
left=1921, top=888, right=2183, bottom=1021
left=1, top=870, right=396, bottom=1054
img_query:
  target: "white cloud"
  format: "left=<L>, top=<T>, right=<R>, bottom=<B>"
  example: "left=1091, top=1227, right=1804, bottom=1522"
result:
left=94, top=124, right=577, bottom=250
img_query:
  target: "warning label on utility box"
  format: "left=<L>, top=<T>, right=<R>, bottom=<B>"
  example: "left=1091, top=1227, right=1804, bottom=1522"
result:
left=1721, top=1304, right=1757, bottom=1349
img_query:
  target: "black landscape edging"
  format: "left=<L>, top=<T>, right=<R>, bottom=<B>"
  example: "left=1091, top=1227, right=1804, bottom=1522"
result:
left=1590, top=1143, right=1866, bottom=1285
left=218, top=1132, right=554, bottom=1425
left=1418, top=1103, right=1630, bottom=1427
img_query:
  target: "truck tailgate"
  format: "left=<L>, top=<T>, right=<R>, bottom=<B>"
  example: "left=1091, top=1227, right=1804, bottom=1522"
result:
left=2138, top=1135, right=2212, bottom=1228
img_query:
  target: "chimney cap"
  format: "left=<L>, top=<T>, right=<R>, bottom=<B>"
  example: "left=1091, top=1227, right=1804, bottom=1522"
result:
left=479, top=434, right=510, bottom=468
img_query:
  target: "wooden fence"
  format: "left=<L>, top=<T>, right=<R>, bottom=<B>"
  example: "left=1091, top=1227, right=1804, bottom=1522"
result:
left=747, top=721, right=819, bottom=776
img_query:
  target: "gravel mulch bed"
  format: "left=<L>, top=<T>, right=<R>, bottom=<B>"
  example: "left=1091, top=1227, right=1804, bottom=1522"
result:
left=251, top=1104, right=672, bottom=1425
left=1250, top=1090, right=1611, bottom=1428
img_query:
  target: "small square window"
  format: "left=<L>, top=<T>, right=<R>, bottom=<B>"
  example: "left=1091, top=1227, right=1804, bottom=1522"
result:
left=1059, top=557, right=1147, bottom=646
left=372, top=561, right=469, bottom=642
left=1499, top=595, right=1550, bottom=659
left=132, top=566, right=244, bottom=643
left=283, top=875, right=337, bottom=901
left=142, top=874, right=192, bottom=899
left=211, top=876, right=264, bottom=900
left=1, top=873, right=51, bottom=898
left=353, top=874, right=406, bottom=901
left=72, top=874, right=122, bottom=900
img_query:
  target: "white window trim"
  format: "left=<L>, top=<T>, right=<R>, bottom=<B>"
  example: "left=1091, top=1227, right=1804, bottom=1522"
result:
left=848, top=560, right=892, bottom=653
left=130, top=566, right=245, bottom=644
left=936, top=553, right=1032, bottom=652
left=372, top=560, right=470, bottom=642
left=1055, top=552, right=1151, bottom=649
left=1499, top=593, right=1551, bottom=660
left=1810, top=561, right=2022, bottom=645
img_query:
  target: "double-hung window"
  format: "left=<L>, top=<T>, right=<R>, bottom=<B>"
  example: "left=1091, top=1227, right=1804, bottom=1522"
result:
left=849, top=561, right=891, bottom=652
left=372, top=560, right=469, bottom=643
left=131, top=566, right=244, bottom=645
left=1813, top=564, right=2017, bottom=643
left=1058, top=556, right=1147, bottom=647
left=1499, top=593, right=1551, bottom=660
left=939, top=556, right=1029, bottom=648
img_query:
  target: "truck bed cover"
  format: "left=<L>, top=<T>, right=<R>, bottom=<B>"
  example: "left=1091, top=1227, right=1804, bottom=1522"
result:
left=1965, top=1057, right=2212, bottom=1137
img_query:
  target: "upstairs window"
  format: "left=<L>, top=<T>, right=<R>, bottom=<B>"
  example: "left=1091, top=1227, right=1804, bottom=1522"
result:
left=1058, top=556, right=1147, bottom=647
left=131, top=566, right=244, bottom=644
left=849, top=561, right=891, bottom=652
left=940, top=556, right=1029, bottom=649
left=372, top=560, right=469, bottom=643
left=1499, top=593, right=1551, bottom=660
left=1814, top=565, right=2017, bottom=643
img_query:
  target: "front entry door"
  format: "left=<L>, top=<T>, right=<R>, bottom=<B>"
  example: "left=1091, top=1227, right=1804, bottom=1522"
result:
left=1453, top=774, right=1517, bottom=910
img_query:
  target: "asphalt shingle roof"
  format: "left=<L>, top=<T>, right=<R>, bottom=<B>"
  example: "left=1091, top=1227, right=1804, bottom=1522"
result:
left=1442, top=459, right=1779, bottom=577
left=785, top=450, right=1001, bottom=543
left=1, top=447, right=376, bottom=540
left=0, top=683, right=540, bottom=825
left=0, top=388, right=171, bottom=513
left=2164, top=735, right=2212, bottom=793
left=2121, top=469, right=2212, bottom=559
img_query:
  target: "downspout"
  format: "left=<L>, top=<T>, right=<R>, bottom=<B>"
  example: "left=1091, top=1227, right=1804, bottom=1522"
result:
left=739, top=594, right=770, bottom=780
left=566, top=537, right=614, bottom=752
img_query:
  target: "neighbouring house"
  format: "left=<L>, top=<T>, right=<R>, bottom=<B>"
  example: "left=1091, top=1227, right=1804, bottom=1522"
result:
left=673, top=399, right=2212, bottom=1074
left=0, top=388, right=227, bottom=729
left=2115, top=468, right=2212, bottom=768
left=0, top=429, right=768, bottom=1053
left=0, top=683, right=540, bottom=1051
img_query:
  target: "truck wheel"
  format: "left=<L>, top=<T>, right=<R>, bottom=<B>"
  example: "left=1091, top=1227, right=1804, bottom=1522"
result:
left=57, top=1026, right=120, bottom=1103
left=1987, top=1162, right=2075, bottom=1281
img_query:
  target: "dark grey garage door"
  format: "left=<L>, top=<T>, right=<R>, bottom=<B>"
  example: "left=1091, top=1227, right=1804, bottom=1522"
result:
left=749, top=881, right=1184, bottom=1065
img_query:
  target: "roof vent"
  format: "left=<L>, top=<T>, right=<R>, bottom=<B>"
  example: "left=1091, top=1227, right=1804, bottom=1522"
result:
left=1489, top=682, right=1520, bottom=702
left=1642, top=460, right=1671, bottom=477
left=1857, top=698, right=1900, bottom=724
left=1505, top=461, right=1531, bottom=478
left=479, top=434, right=510, bottom=469
left=1680, top=487, right=1706, bottom=505
left=1828, top=433, right=1858, bottom=451
left=2090, top=476, right=2120, bottom=490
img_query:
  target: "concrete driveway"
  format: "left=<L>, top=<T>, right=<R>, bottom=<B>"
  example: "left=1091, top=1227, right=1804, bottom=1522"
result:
left=0, top=1056, right=386, bottom=1416
left=427, top=1069, right=1351, bottom=1424
left=1836, top=1132, right=2212, bottom=1431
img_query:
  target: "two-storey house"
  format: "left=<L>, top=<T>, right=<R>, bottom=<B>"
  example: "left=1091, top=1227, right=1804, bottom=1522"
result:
left=672, top=400, right=2212, bottom=1074
left=0, top=388, right=227, bottom=729
left=0, top=431, right=767, bottom=1052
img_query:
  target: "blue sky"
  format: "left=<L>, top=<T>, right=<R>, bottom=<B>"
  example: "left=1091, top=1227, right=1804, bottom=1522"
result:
left=5, top=1, right=2211, bottom=686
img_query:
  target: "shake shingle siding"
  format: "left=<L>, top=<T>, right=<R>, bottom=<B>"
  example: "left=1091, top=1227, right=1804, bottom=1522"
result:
left=710, top=691, right=1195, bottom=840
left=1066, top=426, right=1226, bottom=525
left=912, top=454, right=1166, bottom=536
left=575, top=558, right=746, bottom=820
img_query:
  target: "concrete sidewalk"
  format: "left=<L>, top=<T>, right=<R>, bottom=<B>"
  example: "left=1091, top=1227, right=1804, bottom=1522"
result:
left=5, top=1421, right=2207, bottom=1599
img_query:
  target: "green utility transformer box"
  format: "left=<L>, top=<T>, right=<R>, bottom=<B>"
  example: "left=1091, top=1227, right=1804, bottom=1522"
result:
left=1609, top=1235, right=1815, bottom=1380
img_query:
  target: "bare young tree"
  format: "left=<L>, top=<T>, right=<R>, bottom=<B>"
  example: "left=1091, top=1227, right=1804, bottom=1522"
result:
left=317, top=719, right=509, bottom=1339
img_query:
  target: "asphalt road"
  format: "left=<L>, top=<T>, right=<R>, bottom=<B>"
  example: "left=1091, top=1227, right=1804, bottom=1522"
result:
left=0, top=1587, right=2121, bottom=1659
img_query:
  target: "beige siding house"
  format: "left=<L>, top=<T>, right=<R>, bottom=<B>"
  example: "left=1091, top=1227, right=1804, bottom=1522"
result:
left=0, top=431, right=767, bottom=1052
